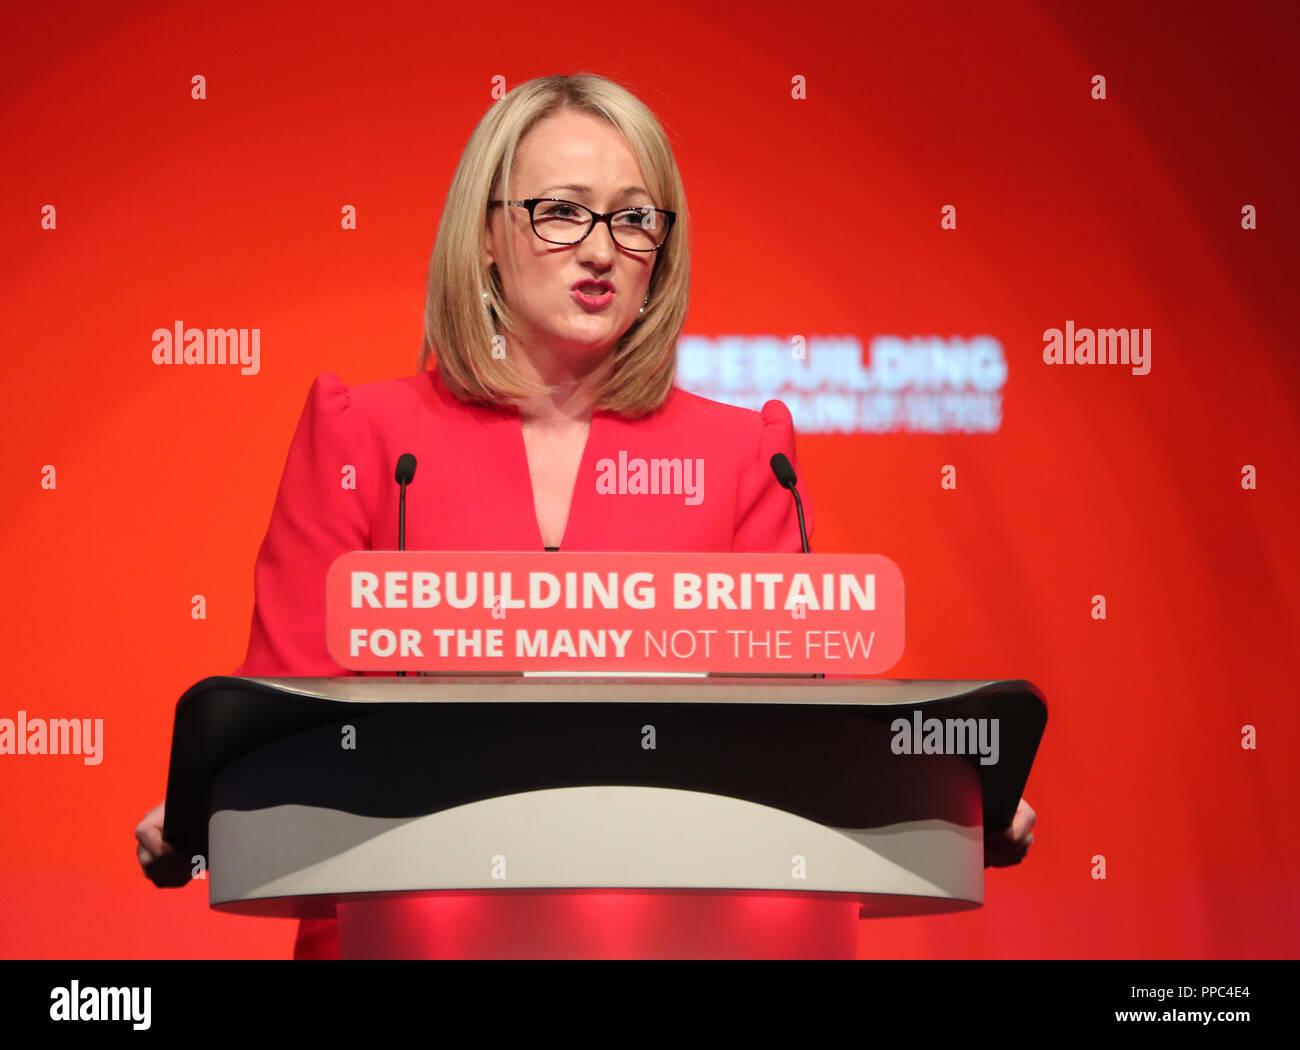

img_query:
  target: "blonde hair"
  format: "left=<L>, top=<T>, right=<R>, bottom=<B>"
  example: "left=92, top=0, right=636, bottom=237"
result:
left=419, top=73, right=690, bottom=418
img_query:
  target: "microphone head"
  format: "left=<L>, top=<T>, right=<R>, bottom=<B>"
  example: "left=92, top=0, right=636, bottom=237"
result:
left=769, top=452, right=797, bottom=490
left=395, top=453, right=417, bottom=485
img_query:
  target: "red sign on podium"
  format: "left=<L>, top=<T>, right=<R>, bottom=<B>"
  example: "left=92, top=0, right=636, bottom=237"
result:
left=326, top=552, right=903, bottom=674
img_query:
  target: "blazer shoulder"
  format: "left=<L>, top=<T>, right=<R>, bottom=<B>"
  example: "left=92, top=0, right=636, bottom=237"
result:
left=339, top=371, right=454, bottom=438
left=664, top=385, right=795, bottom=448
left=668, top=385, right=761, bottom=428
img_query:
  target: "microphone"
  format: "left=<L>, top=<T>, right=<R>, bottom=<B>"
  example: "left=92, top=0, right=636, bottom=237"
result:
left=769, top=453, right=809, bottom=554
left=394, top=454, right=417, bottom=678
left=395, top=454, right=417, bottom=551
left=771, top=452, right=821, bottom=679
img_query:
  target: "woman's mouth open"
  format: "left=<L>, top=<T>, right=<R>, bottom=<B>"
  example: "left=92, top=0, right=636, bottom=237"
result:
left=571, top=280, right=615, bottom=309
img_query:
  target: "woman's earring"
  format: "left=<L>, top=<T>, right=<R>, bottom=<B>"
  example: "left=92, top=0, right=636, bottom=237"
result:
left=639, top=295, right=649, bottom=315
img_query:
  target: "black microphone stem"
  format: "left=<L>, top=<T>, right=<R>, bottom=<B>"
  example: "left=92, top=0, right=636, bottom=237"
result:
left=398, top=482, right=407, bottom=552
left=790, top=487, right=808, bottom=555
left=393, top=453, right=418, bottom=677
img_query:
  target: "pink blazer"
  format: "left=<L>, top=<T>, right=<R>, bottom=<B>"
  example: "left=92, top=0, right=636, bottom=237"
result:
left=232, top=367, right=815, bottom=680
left=228, top=367, right=815, bottom=958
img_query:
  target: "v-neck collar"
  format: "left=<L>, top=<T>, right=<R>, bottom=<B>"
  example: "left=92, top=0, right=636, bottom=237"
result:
left=508, top=407, right=603, bottom=552
left=426, top=366, right=609, bottom=552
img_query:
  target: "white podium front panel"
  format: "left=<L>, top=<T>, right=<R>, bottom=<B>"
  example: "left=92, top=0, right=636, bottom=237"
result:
left=210, top=781, right=983, bottom=919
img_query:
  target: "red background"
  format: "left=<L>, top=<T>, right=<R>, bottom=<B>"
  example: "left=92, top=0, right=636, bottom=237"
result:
left=1, top=0, right=1296, bottom=958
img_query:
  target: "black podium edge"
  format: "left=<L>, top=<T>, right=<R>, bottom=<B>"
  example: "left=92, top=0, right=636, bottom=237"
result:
left=162, top=676, right=1047, bottom=860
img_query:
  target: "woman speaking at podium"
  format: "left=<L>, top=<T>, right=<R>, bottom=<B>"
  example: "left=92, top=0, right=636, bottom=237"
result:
left=136, top=72, right=1032, bottom=958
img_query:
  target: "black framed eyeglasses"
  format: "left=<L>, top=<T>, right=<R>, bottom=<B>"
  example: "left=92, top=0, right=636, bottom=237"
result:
left=489, top=198, right=676, bottom=252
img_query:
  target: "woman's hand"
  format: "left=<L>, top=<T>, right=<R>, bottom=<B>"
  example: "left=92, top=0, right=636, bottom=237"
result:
left=135, top=800, right=193, bottom=888
left=985, top=797, right=1036, bottom=867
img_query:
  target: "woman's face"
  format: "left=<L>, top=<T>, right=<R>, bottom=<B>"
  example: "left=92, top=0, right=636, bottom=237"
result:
left=485, top=109, right=659, bottom=375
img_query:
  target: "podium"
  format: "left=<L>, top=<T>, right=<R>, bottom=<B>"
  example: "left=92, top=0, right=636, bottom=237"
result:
left=163, top=675, right=1046, bottom=958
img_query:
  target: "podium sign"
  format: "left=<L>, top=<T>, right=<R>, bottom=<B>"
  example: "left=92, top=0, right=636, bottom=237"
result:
left=326, top=551, right=904, bottom=674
